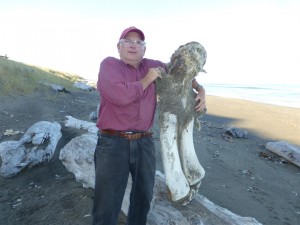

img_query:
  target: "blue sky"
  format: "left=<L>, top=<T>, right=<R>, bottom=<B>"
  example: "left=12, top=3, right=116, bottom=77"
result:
left=1, top=0, right=299, bottom=84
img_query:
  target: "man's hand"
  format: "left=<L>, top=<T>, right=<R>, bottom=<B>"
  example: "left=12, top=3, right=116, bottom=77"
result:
left=140, top=67, right=163, bottom=90
left=195, top=88, right=206, bottom=112
left=192, top=79, right=206, bottom=112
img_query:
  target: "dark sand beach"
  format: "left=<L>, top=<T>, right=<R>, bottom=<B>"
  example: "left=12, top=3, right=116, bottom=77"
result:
left=0, top=89, right=299, bottom=225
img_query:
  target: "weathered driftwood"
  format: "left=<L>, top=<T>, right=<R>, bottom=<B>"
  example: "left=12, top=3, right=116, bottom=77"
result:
left=0, top=121, right=62, bottom=178
left=266, top=141, right=300, bottom=167
left=89, top=104, right=100, bottom=121
left=73, top=81, right=95, bottom=91
left=59, top=133, right=96, bottom=188
left=65, top=115, right=98, bottom=134
left=39, top=81, right=70, bottom=93
left=61, top=116, right=262, bottom=224
left=3, top=129, right=21, bottom=136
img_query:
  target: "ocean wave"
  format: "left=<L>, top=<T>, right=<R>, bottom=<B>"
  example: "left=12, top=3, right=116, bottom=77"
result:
left=203, top=83, right=300, bottom=109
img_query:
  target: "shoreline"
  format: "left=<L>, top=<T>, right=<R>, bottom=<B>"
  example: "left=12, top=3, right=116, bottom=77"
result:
left=201, top=82, right=300, bottom=109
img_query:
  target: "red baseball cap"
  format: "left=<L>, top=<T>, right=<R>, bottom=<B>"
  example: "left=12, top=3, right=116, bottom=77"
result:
left=119, top=26, right=145, bottom=41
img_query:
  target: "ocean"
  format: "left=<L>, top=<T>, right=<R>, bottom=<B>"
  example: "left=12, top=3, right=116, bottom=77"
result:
left=201, top=83, right=300, bottom=109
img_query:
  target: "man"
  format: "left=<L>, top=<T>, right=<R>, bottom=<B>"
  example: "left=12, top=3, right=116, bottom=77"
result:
left=93, top=26, right=206, bottom=225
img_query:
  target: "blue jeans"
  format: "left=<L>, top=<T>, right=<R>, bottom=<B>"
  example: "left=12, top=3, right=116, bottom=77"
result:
left=92, top=133, right=156, bottom=225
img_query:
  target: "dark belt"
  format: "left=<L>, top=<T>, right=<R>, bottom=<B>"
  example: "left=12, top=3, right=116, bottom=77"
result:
left=100, top=129, right=152, bottom=141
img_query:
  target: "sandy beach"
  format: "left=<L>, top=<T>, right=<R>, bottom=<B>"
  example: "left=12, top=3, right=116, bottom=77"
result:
left=205, top=96, right=300, bottom=146
left=195, top=96, right=300, bottom=225
left=0, top=89, right=299, bottom=225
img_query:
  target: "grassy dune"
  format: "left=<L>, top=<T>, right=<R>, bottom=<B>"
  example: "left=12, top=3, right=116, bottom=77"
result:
left=0, top=57, right=85, bottom=96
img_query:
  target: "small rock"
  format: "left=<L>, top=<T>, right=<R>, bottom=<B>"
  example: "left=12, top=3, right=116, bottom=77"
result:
left=225, top=127, right=248, bottom=138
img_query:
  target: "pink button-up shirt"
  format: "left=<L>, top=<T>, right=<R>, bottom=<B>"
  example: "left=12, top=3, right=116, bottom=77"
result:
left=96, top=57, right=166, bottom=131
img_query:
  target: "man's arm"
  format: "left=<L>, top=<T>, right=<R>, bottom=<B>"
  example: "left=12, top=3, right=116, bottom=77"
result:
left=140, top=67, right=163, bottom=90
left=192, top=79, right=206, bottom=112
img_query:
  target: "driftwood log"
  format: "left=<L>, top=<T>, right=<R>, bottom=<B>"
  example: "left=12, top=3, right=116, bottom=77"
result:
left=73, top=81, right=95, bottom=91
left=0, top=121, right=62, bottom=178
left=266, top=141, right=300, bottom=168
left=38, top=81, right=70, bottom=93
left=61, top=116, right=262, bottom=225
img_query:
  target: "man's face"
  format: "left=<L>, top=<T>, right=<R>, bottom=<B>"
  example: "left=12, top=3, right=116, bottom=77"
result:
left=117, top=32, right=146, bottom=67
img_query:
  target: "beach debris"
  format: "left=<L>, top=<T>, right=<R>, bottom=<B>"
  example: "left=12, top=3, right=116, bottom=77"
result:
left=28, top=182, right=42, bottom=190
left=12, top=199, right=22, bottom=208
left=59, top=133, right=97, bottom=188
left=39, top=81, right=70, bottom=93
left=212, top=150, right=220, bottom=159
left=89, top=111, right=97, bottom=121
left=225, top=127, right=248, bottom=138
left=240, top=169, right=254, bottom=176
left=65, top=115, right=98, bottom=134
left=50, top=84, right=70, bottom=93
left=3, top=129, right=20, bottom=136
left=259, top=151, right=288, bottom=164
left=89, top=104, right=99, bottom=121
left=240, top=169, right=256, bottom=180
left=2, top=110, right=14, bottom=117
left=73, top=81, right=95, bottom=91
left=246, top=186, right=253, bottom=192
left=266, top=141, right=300, bottom=168
left=0, top=121, right=62, bottom=178
left=259, top=151, right=272, bottom=159
left=74, top=99, right=86, bottom=103
left=221, top=134, right=234, bottom=142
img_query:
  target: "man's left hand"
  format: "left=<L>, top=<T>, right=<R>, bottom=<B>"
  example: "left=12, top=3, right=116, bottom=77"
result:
left=194, top=88, right=206, bottom=112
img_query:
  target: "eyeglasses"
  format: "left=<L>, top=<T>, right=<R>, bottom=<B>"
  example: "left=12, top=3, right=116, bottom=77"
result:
left=119, top=39, right=146, bottom=47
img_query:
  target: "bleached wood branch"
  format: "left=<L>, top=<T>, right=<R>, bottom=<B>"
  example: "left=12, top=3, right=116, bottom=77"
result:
left=64, top=115, right=98, bottom=134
